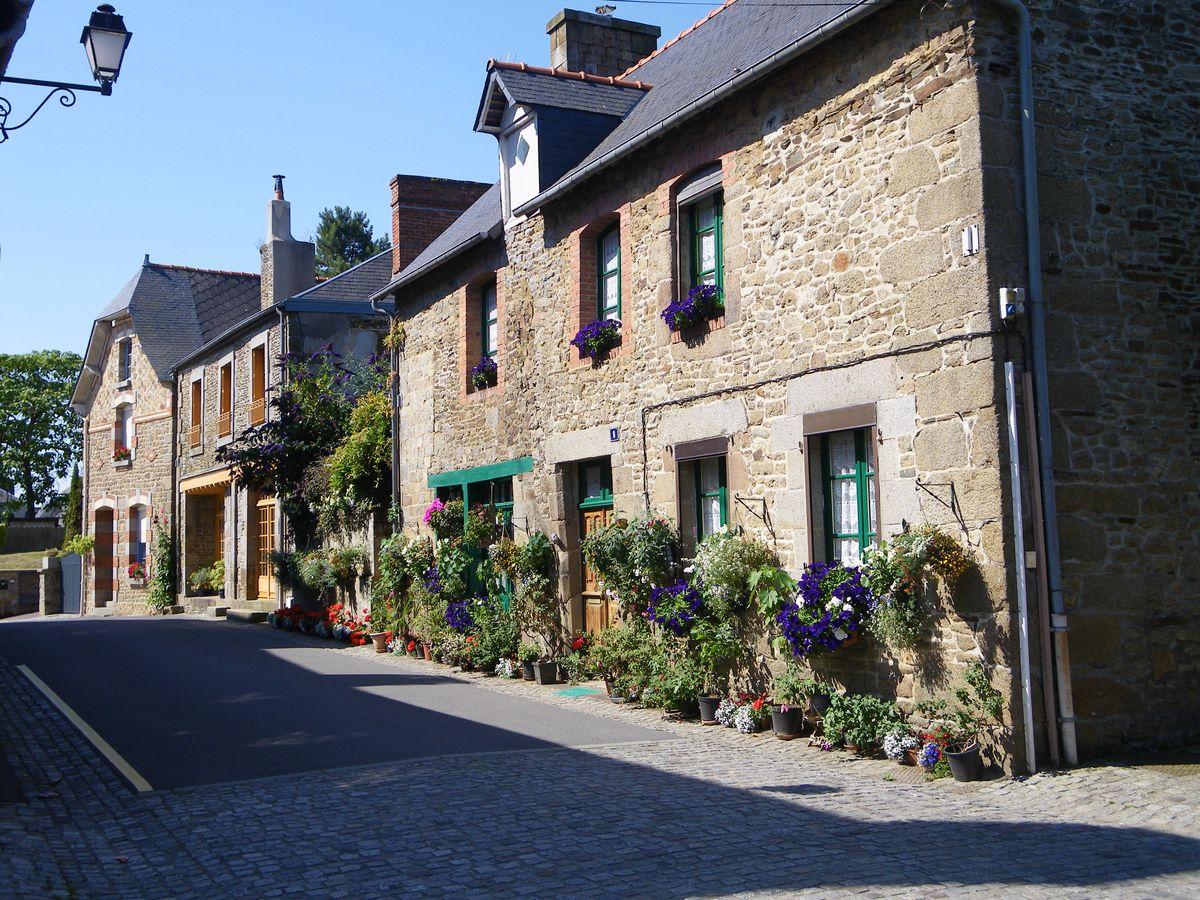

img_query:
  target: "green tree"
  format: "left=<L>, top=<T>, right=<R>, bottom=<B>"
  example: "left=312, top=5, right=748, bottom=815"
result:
left=62, top=462, right=82, bottom=546
left=0, top=350, right=82, bottom=519
left=314, top=206, right=390, bottom=278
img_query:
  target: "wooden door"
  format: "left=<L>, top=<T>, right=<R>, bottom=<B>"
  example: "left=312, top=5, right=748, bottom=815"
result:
left=255, top=497, right=276, bottom=601
left=94, top=508, right=114, bottom=606
left=581, top=506, right=615, bottom=634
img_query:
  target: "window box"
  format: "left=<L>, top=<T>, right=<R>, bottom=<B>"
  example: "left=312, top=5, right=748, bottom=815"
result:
left=662, top=284, right=724, bottom=333
left=571, top=318, right=622, bottom=360
left=127, top=562, right=146, bottom=587
left=113, top=447, right=132, bottom=467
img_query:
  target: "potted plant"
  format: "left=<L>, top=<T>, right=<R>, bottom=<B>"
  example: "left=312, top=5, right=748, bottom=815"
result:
left=113, top=446, right=132, bottom=465
left=188, top=565, right=214, bottom=596
left=821, top=692, right=905, bottom=755
left=799, top=674, right=835, bottom=716
left=916, top=661, right=1004, bottom=782
left=690, top=619, right=739, bottom=725
left=208, top=559, right=225, bottom=598
left=571, top=318, right=621, bottom=360
left=518, top=643, right=540, bottom=680
left=470, top=356, right=497, bottom=390
left=883, top=729, right=921, bottom=765
left=660, top=283, right=723, bottom=332
left=127, top=561, right=146, bottom=586
left=734, top=694, right=771, bottom=734
left=770, top=665, right=807, bottom=740
left=532, top=656, right=558, bottom=686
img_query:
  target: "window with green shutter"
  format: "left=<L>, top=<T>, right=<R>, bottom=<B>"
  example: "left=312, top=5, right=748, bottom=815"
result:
left=682, top=455, right=727, bottom=546
left=820, top=428, right=877, bottom=566
left=597, top=224, right=621, bottom=321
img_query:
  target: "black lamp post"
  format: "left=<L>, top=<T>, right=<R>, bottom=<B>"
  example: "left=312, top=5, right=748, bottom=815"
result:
left=0, top=4, right=131, bottom=143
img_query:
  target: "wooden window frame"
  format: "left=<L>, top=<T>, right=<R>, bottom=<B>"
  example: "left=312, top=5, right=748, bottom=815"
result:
left=596, top=222, right=621, bottom=321
left=189, top=377, right=203, bottom=449
left=687, top=191, right=724, bottom=292
left=481, top=279, right=499, bottom=360
left=578, top=459, right=614, bottom=511
left=819, top=427, right=878, bottom=564
left=249, top=344, right=267, bottom=426
left=117, top=338, right=132, bottom=384
left=680, top=454, right=728, bottom=546
left=217, top=361, right=233, bottom=438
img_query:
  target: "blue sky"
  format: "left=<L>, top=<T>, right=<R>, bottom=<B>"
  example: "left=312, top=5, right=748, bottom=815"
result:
left=0, top=0, right=705, bottom=356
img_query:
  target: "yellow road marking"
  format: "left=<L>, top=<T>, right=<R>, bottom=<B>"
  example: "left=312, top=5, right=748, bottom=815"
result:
left=17, top=664, right=153, bottom=793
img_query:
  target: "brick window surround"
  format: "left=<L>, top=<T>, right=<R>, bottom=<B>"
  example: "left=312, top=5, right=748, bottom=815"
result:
left=658, top=154, right=737, bottom=344
left=569, top=208, right=632, bottom=367
left=460, top=272, right=505, bottom=402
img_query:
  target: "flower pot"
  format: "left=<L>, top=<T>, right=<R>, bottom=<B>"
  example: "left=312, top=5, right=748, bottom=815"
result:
left=533, top=660, right=558, bottom=685
left=844, top=742, right=862, bottom=755
left=672, top=698, right=700, bottom=719
left=697, top=695, right=722, bottom=726
left=903, top=748, right=920, bottom=767
left=807, top=692, right=831, bottom=716
left=770, top=706, right=804, bottom=741
left=370, top=632, right=388, bottom=653
left=521, top=660, right=536, bottom=680
left=945, top=741, right=983, bottom=782
left=422, top=643, right=432, bottom=660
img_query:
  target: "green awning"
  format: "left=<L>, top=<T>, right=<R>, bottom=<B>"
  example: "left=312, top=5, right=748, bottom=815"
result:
left=427, top=455, right=534, bottom=488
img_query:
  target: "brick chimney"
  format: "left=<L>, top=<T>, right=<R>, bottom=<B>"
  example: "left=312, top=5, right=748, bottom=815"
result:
left=546, top=8, right=660, bottom=77
left=390, top=175, right=492, bottom=275
left=260, top=175, right=315, bottom=309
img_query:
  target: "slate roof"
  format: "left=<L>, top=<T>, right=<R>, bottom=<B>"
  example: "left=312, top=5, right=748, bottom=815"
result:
left=291, top=248, right=393, bottom=304
left=478, top=63, right=648, bottom=129
left=377, top=0, right=876, bottom=295
left=82, top=261, right=260, bottom=383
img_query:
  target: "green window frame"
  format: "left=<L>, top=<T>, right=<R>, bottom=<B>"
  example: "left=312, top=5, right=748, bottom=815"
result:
left=690, top=455, right=728, bottom=542
left=820, top=428, right=877, bottom=565
left=596, top=223, right=621, bottom=321
left=688, top=191, right=724, bottom=291
left=481, top=280, right=498, bottom=359
left=578, top=460, right=614, bottom=511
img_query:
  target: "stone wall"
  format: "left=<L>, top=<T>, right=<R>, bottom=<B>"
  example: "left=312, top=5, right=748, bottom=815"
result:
left=973, top=0, right=1200, bottom=754
left=80, top=314, right=175, bottom=613
left=394, top=6, right=1033, bottom=769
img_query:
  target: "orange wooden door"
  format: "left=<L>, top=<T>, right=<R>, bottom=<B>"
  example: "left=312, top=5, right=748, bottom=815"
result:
left=581, top=506, right=615, bottom=634
left=256, top=498, right=276, bottom=600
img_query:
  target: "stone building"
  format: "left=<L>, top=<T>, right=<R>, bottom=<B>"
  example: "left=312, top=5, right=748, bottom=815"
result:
left=371, top=1, right=1199, bottom=770
left=71, top=259, right=260, bottom=613
left=170, top=176, right=488, bottom=614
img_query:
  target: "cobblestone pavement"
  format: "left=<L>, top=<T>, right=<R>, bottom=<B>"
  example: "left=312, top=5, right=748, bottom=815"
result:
left=2, top=620, right=1199, bottom=898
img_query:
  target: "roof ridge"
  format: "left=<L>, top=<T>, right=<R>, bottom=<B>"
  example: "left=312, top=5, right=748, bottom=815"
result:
left=619, top=0, right=740, bottom=79
left=487, top=58, right=651, bottom=90
left=147, top=261, right=260, bottom=279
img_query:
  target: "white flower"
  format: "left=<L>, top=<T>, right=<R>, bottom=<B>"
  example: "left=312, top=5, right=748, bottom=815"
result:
left=843, top=603, right=854, bottom=613
left=683, top=565, right=694, bottom=574
left=833, top=628, right=848, bottom=641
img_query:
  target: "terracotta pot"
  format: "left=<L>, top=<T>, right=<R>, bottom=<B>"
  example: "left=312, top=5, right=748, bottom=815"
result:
left=422, top=643, right=432, bottom=660
left=903, top=748, right=920, bottom=767
left=369, top=632, right=388, bottom=653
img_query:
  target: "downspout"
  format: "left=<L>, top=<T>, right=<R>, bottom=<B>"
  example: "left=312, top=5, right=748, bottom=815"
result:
left=370, top=296, right=402, bottom=528
left=990, top=0, right=1078, bottom=765
left=170, top=378, right=179, bottom=609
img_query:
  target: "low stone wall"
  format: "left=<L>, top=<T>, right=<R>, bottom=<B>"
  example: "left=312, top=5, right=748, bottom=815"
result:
left=0, top=570, right=39, bottom=618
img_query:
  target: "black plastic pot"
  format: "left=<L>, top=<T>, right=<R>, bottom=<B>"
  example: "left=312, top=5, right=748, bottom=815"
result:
left=945, top=741, right=983, bottom=782
left=533, top=660, right=558, bottom=685
left=697, top=695, right=722, bottom=725
left=770, top=706, right=804, bottom=740
left=807, top=692, right=831, bottom=716
left=521, top=660, right=536, bottom=680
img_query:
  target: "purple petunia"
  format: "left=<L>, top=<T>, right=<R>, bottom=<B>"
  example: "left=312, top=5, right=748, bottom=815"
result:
left=777, top=561, right=875, bottom=658
left=470, top=356, right=498, bottom=390
left=648, top=580, right=703, bottom=636
left=571, top=318, right=622, bottom=359
left=660, top=284, right=723, bottom=332
left=445, top=598, right=473, bottom=632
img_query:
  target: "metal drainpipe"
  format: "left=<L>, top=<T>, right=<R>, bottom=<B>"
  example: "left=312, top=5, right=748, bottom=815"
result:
left=370, top=296, right=401, bottom=527
left=990, top=0, right=1078, bottom=765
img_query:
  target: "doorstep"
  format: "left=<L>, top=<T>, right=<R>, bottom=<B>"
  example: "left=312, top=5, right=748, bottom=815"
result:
left=225, top=608, right=268, bottom=624
left=205, top=605, right=230, bottom=618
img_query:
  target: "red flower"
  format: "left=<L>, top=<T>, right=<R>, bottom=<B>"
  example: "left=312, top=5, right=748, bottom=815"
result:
left=571, top=635, right=585, bottom=652
left=466, top=635, right=477, bottom=644
left=407, top=640, right=416, bottom=652
left=752, top=697, right=765, bottom=712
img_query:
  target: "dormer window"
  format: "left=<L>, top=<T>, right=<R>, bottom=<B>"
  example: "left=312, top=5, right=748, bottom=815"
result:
left=499, top=105, right=540, bottom=219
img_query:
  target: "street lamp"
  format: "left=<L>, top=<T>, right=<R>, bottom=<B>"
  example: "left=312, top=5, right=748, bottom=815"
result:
left=0, top=4, right=132, bottom=143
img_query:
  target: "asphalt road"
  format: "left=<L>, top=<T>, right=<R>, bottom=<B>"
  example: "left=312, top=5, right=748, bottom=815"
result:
left=0, top=616, right=670, bottom=790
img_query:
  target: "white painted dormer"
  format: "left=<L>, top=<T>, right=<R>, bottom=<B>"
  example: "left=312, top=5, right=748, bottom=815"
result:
left=499, top=103, right=539, bottom=221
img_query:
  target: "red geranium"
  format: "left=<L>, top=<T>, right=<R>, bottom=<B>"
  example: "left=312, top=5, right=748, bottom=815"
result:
left=407, top=640, right=416, bottom=652
left=570, top=634, right=586, bottom=652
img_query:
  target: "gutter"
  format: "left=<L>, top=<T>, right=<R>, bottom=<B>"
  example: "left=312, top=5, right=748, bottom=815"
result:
left=514, top=0, right=885, bottom=217
left=989, top=0, right=1077, bottom=768
left=371, top=295, right=403, bottom=526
